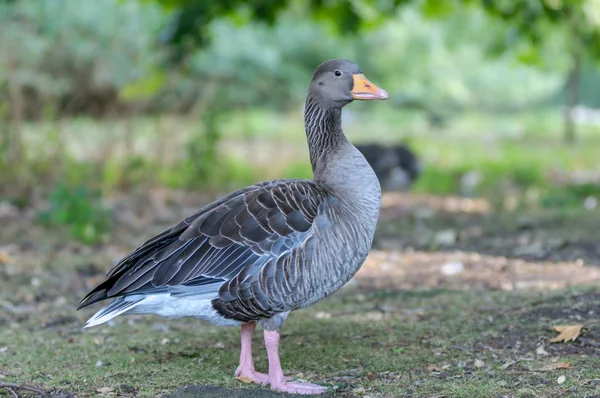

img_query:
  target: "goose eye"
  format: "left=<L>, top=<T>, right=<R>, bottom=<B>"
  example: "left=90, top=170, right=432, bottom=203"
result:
left=334, top=70, right=342, bottom=77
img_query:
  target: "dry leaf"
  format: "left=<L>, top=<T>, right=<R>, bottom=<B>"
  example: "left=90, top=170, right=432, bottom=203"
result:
left=557, top=375, right=566, bottom=384
left=427, top=365, right=441, bottom=372
left=550, top=324, right=583, bottom=343
left=0, top=251, right=10, bottom=265
left=236, top=376, right=254, bottom=383
left=535, top=362, right=571, bottom=372
left=96, top=387, right=115, bottom=394
left=553, top=362, right=570, bottom=369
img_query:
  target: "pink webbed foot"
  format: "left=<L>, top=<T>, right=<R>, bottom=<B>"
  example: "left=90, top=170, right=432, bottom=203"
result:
left=263, top=329, right=328, bottom=395
left=266, top=378, right=328, bottom=395
left=235, top=322, right=268, bottom=384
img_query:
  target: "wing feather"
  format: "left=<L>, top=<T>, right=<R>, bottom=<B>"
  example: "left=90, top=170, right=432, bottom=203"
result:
left=78, top=179, right=331, bottom=321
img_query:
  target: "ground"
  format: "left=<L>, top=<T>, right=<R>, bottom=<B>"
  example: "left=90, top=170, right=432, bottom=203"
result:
left=1, top=192, right=600, bottom=397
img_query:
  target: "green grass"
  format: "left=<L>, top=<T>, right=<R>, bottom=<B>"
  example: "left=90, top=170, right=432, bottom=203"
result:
left=2, top=254, right=600, bottom=398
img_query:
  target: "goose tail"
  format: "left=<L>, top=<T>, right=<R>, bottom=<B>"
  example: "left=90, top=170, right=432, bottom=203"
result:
left=84, top=297, right=144, bottom=328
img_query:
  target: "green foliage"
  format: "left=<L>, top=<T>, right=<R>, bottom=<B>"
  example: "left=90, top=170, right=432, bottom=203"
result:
left=540, top=183, right=600, bottom=209
left=479, top=0, right=600, bottom=59
left=39, top=183, right=113, bottom=244
left=0, top=0, right=166, bottom=117
left=148, top=0, right=600, bottom=66
left=149, top=0, right=401, bottom=60
left=183, top=112, right=221, bottom=186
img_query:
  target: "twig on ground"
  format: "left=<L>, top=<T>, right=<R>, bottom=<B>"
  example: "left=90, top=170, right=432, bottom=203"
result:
left=4, top=387, right=18, bottom=398
left=450, top=345, right=474, bottom=355
left=0, top=381, right=47, bottom=395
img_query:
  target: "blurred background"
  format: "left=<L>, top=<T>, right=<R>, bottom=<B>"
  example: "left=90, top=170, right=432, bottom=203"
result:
left=0, top=0, right=599, bottom=247
left=2, top=1, right=600, bottom=396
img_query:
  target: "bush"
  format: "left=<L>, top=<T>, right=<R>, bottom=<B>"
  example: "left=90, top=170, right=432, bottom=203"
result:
left=39, top=183, right=113, bottom=244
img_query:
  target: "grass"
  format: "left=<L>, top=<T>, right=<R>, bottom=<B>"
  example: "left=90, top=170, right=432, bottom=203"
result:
left=2, top=241, right=600, bottom=398
left=1, top=107, right=600, bottom=396
left=1, top=203, right=599, bottom=397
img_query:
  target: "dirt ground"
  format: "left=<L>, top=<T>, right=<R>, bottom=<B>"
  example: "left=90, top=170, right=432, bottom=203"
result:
left=0, top=192, right=599, bottom=397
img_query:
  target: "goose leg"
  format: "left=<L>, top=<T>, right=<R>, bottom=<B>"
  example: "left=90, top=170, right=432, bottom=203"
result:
left=263, top=330, right=328, bottom=395
left=234, top=322, right=268, bottom=384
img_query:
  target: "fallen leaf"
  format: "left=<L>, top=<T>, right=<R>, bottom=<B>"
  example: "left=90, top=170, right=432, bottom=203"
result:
left=535, top=362, right=572, bottom=372
left=0, top=251, right=10, bottom=264
left=427, top=365, right=441, bottom=372
left=550, top=324, right=583, bottom=343
left=557, top=375, right=566, bottom=384
left=553, top=362, right=570, bottom=369
left=96, top=387, right=115, bottom=394
left=235, top=376, right=254, bottom=383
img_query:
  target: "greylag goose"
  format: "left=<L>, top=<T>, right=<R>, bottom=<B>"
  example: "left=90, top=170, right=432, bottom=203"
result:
left=78, top=59, right=388, bottom=395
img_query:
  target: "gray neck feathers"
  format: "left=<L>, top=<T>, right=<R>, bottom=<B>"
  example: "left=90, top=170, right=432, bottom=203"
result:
left=304, top=95, right=348, bottom=175
left=303, top=94, right=381, bottom=210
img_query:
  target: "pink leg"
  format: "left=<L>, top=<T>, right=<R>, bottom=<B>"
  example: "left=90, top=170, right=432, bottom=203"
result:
left=234, top=322, right=268, bottom=384
left=263, top=330, right=328, bottom=395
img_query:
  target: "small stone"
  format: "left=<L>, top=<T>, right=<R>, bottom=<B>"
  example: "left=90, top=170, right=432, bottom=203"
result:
left=315, top=312, right=331, bottom=319
left=215, top=341, right=225, bottom=348
left=95, top=360, right=103, bottom=367
left=434, top=230, right=457, bottom=246
left=584, top=196, right=597, bottom=210
left=536, top=345, right=549, bottom=356
left=161, top=338, right=170, bottom=345
left=474, top=359, right=485, bottom=368
left=557, top=375, right=566, bottom=384
left=441, top=261, right=464, bottom=276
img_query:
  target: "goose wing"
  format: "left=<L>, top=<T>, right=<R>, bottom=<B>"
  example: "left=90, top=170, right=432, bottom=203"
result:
left=78, top=179, right=332, bottom=322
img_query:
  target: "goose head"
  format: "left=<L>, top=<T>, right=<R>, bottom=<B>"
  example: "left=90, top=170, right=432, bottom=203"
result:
left=308, top=59, right=388, bottom=107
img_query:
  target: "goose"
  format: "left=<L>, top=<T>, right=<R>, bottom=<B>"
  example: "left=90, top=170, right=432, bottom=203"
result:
left=78, top=59, right=388, bottom=395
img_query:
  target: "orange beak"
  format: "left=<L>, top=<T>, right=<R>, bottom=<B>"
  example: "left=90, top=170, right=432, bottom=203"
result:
left=351, top=74, right=388, bottom=100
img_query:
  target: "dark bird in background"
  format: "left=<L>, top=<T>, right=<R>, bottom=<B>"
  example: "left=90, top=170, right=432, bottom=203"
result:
left=78, top=59, right=388, bottom=395
left=355, top=143, right=421, bottom=191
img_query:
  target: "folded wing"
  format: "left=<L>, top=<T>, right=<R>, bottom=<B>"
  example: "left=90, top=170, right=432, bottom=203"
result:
left=78, top=179, right=331, bottom=322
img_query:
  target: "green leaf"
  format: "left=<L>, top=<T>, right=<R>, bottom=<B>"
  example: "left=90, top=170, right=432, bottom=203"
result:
left=119, top=71, right=167, bottom=102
